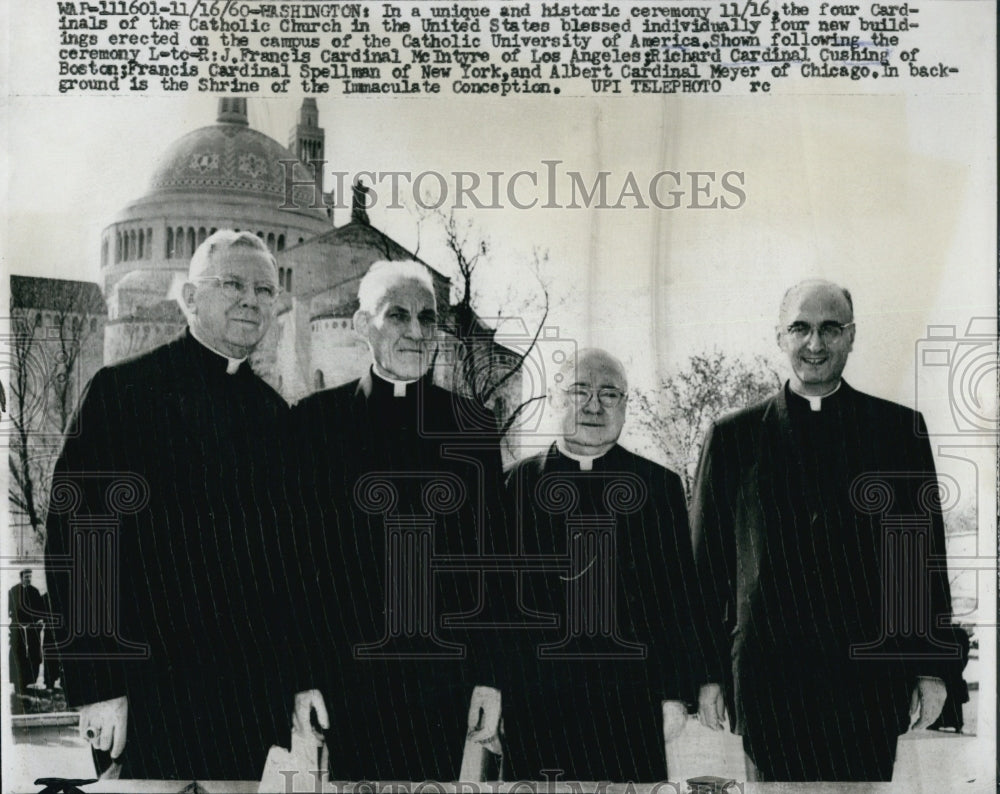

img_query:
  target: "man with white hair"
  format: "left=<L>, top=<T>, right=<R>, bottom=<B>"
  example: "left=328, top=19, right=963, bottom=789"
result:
left=293, top=259, right=508, bottom=780
left=691, top=279, right=952, bottom=781
left=502, top=348, right=716, bottom=781
left=46, top=230, right=325, bottom=779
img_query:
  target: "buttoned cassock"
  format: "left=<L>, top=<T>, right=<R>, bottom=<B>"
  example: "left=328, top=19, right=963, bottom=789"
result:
left=292, top=369, right=508, bottom=781
left=45, top=330, right=302, bottom=780
left=690, top=382, right=953, bottom=781
left=502, top=443, right=717, bottom=782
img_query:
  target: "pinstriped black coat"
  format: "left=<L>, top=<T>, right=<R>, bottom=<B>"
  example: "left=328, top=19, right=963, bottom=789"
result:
left=291, top=369, right=509, bottom=781
left=45, top=330, right=300, bottom=780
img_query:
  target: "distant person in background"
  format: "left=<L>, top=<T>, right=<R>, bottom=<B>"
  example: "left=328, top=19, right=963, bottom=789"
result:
left=9, top=569, right=44, bottom=694
left=691, top=279, right=953, bottom=781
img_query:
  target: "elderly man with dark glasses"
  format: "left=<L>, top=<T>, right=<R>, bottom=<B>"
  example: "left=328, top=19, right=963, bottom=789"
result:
left=502, top=348, right=717, bottom=781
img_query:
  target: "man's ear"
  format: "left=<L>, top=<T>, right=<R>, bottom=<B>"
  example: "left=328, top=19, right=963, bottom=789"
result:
left=353, top=309, right=370, bottom=339
left=845, top=323, right=856, bottom=353
left=182, top=283, right=197, bottom=314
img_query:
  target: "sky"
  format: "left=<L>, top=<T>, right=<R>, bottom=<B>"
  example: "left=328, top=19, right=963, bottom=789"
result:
left=0, top=0, right=996, bottom=785
left=4, top=88, right=995, bottom=416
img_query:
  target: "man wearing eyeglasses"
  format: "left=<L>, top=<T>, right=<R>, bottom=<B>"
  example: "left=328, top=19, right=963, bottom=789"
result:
left=45, top=230, right=325, bottom=780
left=502, top=348, right=716, bottom=781
left=292, top=260, right=508, bottom=780
left=690, top=279, right=952, bottom=781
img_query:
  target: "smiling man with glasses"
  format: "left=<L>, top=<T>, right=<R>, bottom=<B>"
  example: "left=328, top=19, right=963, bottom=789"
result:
left=45, top=230, right=324, bottom=780
left=691, top=279, right=953, bottom=782
left=502, top=348, right=717, bottom=781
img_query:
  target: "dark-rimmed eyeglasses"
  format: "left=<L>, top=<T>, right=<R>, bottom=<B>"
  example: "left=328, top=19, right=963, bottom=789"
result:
left=196, top=276, right=280, bottom=305
left=561, top=387, right=627, bottom=408
left=781, top=321, right=854, bottom=343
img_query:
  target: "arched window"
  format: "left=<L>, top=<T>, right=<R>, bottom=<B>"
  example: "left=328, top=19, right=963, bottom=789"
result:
left=210, top=227, right=217, bottom=235
left=147, top=228, right=153, bottom=257
left=267, top=232, right=275, bottom=252
left=187, top=228, right=195, bottom=255
left=166, top=227, right=174, bottom=258
left=176, top=227, right=185, bottom=257
left=277, top=234, right=285, bottom=252
left=116, top=232, right=122, bottom=263
left=314, top=370, right=325, bottom=390
left=130, top=230, right=137, bottom=260
left=138, top=230, right=144, bottom=258
left=285, top=269, right=292, bottom=292
left=278, top=267, right=285, bottom=289
left=197, top=227, right=207, bottom=246
left=101, top=238, right=108, bottom=267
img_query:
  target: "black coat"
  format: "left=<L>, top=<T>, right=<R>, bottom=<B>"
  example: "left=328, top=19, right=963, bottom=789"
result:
left=292, top=369, right=508, bottom=781
left=690, top=382, right=954, bottom=781
left=45, top=330, right=301, bottom=780
left=501, top=443, right=715, bottom=782
left=9, top=582, right=44, bottom=689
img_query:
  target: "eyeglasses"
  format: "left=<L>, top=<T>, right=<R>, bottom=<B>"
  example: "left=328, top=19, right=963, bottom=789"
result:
left=561, top=387, right=627, bottom=408
left=196, top=276, right=280, bottom=305
left=782, top=321, right=855, bottom=343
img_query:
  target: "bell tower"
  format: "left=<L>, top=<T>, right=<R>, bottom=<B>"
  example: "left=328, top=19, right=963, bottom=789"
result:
left=288, top=98, right=325, bottom=165
left=217, top=97, right=248, bottom=125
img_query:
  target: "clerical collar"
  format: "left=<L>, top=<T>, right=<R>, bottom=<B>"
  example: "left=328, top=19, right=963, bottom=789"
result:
left=555, top=438, right=612, bottom=471
left=372, top=366, right=419, bottom=398
left=789, top=380, right=842, bottom=412
left=189, top=325, right=246, bottom=375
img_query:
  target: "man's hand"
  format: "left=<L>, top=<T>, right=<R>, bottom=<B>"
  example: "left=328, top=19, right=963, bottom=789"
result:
left=78, top=696, right=128, bottom=759
left=697, top=683, right=725, bottom=731
left=909, top=676, right=947, bottom=730
left=292, top=689, right=329, bottom=741
left=466, top=685, right=502, bottom=750
left=661, top=700, right=688, bottom=744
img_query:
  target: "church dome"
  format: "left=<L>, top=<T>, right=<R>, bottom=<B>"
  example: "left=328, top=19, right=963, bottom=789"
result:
left=147, top=99, right=316, bottom=202
left=150, top=124, right=300, bottom=200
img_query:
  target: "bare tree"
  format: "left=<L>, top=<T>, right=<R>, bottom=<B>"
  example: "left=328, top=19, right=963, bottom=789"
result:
left=415, top=206, right=555, bottom=447
left=8, top=281, right=103, bottom=540
left=632, top=350, right=782, bottom=496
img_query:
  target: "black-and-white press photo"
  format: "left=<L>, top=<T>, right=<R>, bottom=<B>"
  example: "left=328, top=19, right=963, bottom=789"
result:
left=1, top=1, right=996, bottom=791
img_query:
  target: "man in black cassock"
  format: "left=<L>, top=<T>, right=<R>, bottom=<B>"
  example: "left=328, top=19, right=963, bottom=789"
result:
left=9, top=569, right=44, bottom=694
left=45, top=230, right=325, bottom=780
left=691, top=279, right=953, bottom=781
left=503, top=348, right=716, bottom=782
left=293, top=260, right=507, bottom=781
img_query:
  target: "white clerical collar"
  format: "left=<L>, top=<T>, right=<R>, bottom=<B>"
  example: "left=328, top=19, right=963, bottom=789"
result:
left=790, top=380, right=842, bottom=412
left=189, top=326, right=246, bottom=375
left=556, top=438, right=612, bottom=471
left=372, top=366, right=419, bottom=398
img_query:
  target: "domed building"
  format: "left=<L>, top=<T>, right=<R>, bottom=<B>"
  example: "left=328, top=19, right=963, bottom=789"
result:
left=8, top=98, right=524, bottom=548
left=101, top=98, right=338, bottom=368
left=100, top=97, right=496, bottom=409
